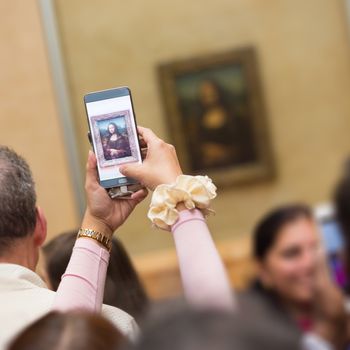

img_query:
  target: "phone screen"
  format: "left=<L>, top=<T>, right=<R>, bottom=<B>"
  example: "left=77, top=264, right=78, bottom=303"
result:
left=84, top=87, right=141, bottom=188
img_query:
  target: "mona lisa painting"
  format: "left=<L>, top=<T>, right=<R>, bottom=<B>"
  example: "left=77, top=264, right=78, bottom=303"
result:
left=158, top=47, right=274, bottom=187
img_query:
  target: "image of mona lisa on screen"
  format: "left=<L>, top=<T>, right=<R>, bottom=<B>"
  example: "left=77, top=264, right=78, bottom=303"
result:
left=98, top=117, right=132, bottom=161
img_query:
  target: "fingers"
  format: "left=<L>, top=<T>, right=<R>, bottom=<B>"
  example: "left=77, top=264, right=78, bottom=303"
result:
left=141, top=147, right=148, bottom=160
left=137, top=132, right=147, bottom=159
left=137, top=126, right=161, bottom=145
left=312, top=248, right=334, bottom=297
left=85, top=150, right=98, bottom=186
left=138, top=134, right=147, bottom=149
left=119, top=163, right=143, bottom=182
left=130, top=188, right=148, bottom=202
left=315, top=248, right=332, bottom=284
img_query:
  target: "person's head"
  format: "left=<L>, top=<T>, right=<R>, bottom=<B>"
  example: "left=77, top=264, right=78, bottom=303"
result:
left=8, top=311, right=125, bottom=350
left=42, top=231, right=149, bottom=320
left=108, top=123, right=120, bottom=136
left=253, top=204, right=319, bottom=305
left=125, top=305, right=301, bottom=350
left=0, top=146, right=46, bottom=269
left=198, top=80, right=224, bottom=107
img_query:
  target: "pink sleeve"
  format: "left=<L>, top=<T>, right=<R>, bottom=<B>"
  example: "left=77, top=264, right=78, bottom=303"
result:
left=52, top=238, right=109, bottom=312
left=171, top=209, right=235, bottom=310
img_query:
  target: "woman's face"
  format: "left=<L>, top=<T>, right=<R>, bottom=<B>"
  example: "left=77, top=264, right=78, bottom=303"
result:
left=258, top=217, right=320, bottom=305
left=199, top=81, right=219, bottom=106
left=108, top=124, right=115, bottom=134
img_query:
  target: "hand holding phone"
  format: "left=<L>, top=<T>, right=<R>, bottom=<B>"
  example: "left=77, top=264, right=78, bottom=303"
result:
left=119, top=127, right=183, bottom=190
left=82, top=150, right=147, bottom=235
left=84, top=87, right=142, bottom=198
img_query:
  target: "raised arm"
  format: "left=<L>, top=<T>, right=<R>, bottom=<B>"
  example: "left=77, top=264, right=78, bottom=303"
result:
left=171, top=208, right=234, bottom=310
left=52, top=151, right=147, bottom=312
left=120, top=127, right=234, bottom=311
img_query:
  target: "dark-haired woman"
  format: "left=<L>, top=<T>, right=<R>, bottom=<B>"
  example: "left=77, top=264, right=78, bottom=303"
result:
left=105, top=123, right=131, bottom=159
left=187, top=79, right=256, bottom=171
left=244, top=204, right=346, bottom=347
left=252, top=205, right=318, bottom=329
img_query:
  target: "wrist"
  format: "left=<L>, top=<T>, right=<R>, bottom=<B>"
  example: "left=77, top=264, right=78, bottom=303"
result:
left=148, top=175, right=216, bottom=230
left=158, top=171, right=183, bottom=187
left=81, top=210, right=114, bottom=240
left=77, top=229, right=112, bottom=252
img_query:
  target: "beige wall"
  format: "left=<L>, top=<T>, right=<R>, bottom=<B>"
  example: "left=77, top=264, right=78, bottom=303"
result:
left=0, top=1, right=79, bottom=238
left=52, top=0, right=350, bottom=255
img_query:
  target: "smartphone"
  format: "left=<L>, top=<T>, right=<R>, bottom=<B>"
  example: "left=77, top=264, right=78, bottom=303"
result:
left=314, top=203, right=349, bottom=292
left=84, top=87, right=142, bottom=196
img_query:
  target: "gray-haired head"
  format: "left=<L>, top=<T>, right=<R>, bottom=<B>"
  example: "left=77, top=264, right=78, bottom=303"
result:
left=0, top=146, right=37, bottom=255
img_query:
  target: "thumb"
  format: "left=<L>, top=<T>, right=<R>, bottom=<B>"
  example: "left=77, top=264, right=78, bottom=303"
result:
left=119, top=163, right=143, bottom=182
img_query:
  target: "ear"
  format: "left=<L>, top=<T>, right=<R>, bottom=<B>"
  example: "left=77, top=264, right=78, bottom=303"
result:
left=33, top=206, right=47, bottom=248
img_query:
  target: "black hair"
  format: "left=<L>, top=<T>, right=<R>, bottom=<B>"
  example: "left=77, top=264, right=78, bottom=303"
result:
left=253, top=204, right=312, bottom=261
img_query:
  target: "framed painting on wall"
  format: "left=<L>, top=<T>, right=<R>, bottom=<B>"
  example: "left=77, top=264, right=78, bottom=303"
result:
left=158, top=47, right=274, bottom=187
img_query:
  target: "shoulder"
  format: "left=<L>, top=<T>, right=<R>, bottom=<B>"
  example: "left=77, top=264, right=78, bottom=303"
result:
left=101, top=304, right=139, bottom=341
left=0, top=287, right=56, bottom=350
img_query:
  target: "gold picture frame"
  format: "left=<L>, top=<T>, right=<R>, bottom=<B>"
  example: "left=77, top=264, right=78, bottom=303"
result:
left=158, top=47, right=274, bottom=187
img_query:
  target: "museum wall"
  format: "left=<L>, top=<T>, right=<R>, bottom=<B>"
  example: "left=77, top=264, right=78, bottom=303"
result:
left=2, top=0, right=350, bottom=257
left=52, top=0, right=350, bottom=255
left=0, top=0, right=79, bottom=237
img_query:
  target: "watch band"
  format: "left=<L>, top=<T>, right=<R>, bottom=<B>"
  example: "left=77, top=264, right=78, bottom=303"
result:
left=77, top=228, right=112, bottom=252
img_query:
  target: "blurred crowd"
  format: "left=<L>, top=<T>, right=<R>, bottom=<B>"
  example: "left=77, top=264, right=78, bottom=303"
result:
left=0, top=124, right=349, bottom=350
